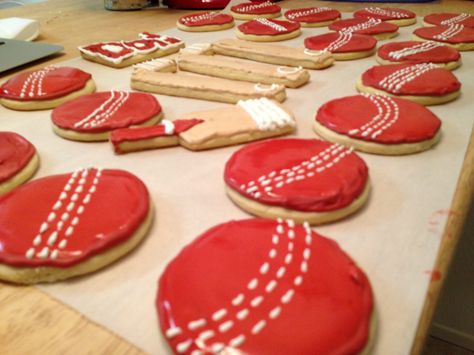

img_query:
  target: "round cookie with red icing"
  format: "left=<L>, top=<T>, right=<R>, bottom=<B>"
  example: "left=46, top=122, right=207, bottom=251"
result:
left=177, top=12, right=234, bottom=32
left=0, top=66, right=95, bottom=111
left=314, top=94, right=442, bottom=155
left=329, top=18, right=399, bottom=40
left=230, top=1, right=281, bottom=20
left=157, top=218, right=376, bottom=355
left=0, top=168, right=153, bottom=284
left=284, top=7, right=341, bottom=27
left=424, top=13, right=474, bottom=28
left=356, top=63, right=462, bottom=106
left=51, top=91, right=163, bottom=142
left=224, top=138, right=370, bottom=225
left=354, top=7, right=417, bottom=27
left=413, top=25, right=474, bottom=51
left=236, top=18, right=301, bottom=42
left=376, top=41, right=462, bottom=70
left=0, top=132, right=39, bottom=195
left=304, top=32, right=377, bottom=60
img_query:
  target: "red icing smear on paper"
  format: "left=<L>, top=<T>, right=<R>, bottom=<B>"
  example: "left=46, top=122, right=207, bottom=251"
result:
left=305, top=32, right=376, bottom=53
left=284, top=7, right=340, bottom=23
left=0, top=132, right=36, bottom=183
left=354, top=7, right=416, bottom=21
left=425, top=270, right=442, bottom=282
left=316, top=94, right=441, bottom=144
left=361, top=64, right=461, bottom=96
left=238, top=18, right=300, bottom=36
left=329, top=18, right=398, bottom=36
left=414, top=25, right=474, bottom=44
left=80, top=42, right=133, bottom=58
left=378, top=41, right=460, bottom=64
left=179, top=12, right=233, bottom=27
left=0, top=168, right=149, bottom=267
left=51, top=91, right=162, bottom=133
left=224, top=138, right=368, bottom=212
left=424, top=13, right=474, bottom=28
left=0, top=67, right=91, bottom=101
left=138, top=32, right=183, bottom=44
left=231, top=1, right=280, bottom=15
left=157, top=218, right=373, bottom=355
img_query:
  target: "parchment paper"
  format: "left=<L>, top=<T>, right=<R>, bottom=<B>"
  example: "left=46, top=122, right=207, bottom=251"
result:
left=1, top=14, right=473, bottom=355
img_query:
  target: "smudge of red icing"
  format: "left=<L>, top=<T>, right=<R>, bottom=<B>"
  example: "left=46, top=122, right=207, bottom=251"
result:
left=0, top=132, right=36, bottom=183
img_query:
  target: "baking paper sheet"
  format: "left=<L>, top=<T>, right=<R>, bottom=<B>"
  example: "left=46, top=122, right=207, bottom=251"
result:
left=1, top=15, right=473, bottom=355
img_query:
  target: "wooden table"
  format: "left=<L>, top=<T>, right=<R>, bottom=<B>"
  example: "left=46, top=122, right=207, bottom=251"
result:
left=0, top=1, right=473, bottom=354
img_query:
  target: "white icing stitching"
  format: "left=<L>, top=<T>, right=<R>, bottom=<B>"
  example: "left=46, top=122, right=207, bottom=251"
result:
left=181, top=12, right=219, bottom=24
left=255, top=18, right=287, bottom=32
left=236, top=1, right=275, bottom=13
left=324, top=31, right=353, bottom=52
left=378, top=63, right=437, bottom=94
left=19, top=66, right=56, bottom=98
left=433, top=24, right=464, bottom=40
left=364, top=7, right=410, bottom=19
left=286, top=7, right=333, bottom=20
left=340, top=17, right=382, bottom=33
left=440, top=13, right=470, bottom=26
left=388, top=41, right=442, bottom=60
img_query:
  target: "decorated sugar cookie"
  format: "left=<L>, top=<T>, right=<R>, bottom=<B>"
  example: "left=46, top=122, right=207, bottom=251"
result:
left=51, top=91, right=163, bottom=141
left=304, top=32, right=377, bottom=60
left=0, top=66, right=95, bottom=111
left=224, top=138, right=370, bottom=224
left=354, top=7, right=416, bottom=27
left=413, top=25, right=474, bottom=51
left=0, top=132, right=39, bottom=195
left=157, top=218, right=375, bottom=354
left=0, top=168, right=153, bottom=284
left=236, top=18, right=301, bottom=42
left=356, top=63, right=462, bottom=105
left=230, top=1, right=281, bottom=20
left=376, top=41, right=461, bottom=70
left=284, top=7, right=341, bottom=27
left=329, top=17, right=399, bottom=40
left=424, top=13, right=474, bottom=28
left=314, top=94, right=442, bottom=155
left=177, top=12, right=234, bottom=32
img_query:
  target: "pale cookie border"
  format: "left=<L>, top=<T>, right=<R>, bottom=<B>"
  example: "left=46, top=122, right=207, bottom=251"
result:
left=0, top=79, right=96, bottom=111
left=385, top=17, right=417, bottom=27
left=225, top=180, right=371, bottom=225
left=412, top=34, right=474, bottom=52
left=292, top=17, right=341, bottom=28
left=230, top=10, right=281, bottom=21
left=313, top=120, right=442, bottom=156
left=0, top=152, right=40, bottom=195
left=332, top=48, right=376, bottom=61
left=113, top=135, right=179, bottom=154
left=0, top=199, right=154, bottom=284
left=374, top=54, right=462, bottom=71
left=176, top=21, right=234, bottom=33
left=235, top=28, right=302, bottom=42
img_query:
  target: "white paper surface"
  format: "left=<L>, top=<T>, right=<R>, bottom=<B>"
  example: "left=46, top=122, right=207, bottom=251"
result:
left=1, top=15, right=473, bottom=355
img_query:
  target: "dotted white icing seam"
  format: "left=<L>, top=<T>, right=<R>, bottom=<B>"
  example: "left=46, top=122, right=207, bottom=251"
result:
left=364, top=7, right=410, bottom=19
left=179, top=43, right=212, bottom=55
left=19, top=66, right=56, bottom=99
left=254, top=83, right=281, bottom=93
left=388, top=41, right=442, bottom=60
left=255, top=18, right=288, bottom=33
left=237, top=98, right=295, bottom=131
left=236, top=1, right=275, bottom=13
left=325, top=31, right=353, bottom=52
left=378, top=63, right=437, bottom=94
left=348, top=94, right=400, bottom=139
left=341, top=17, right=382, bottom=33
left=276, top=66, right=302, bottom=75
left=440, top=13, right=470, bottom=26
left=239, top=143, right=351, bottom=199
left=182, top=12, right=218, bottom=24
left=434, top=24, right=464, bottom=40
left=286, top=7, right=333, bottom=20
left=133, top=58, right=175, bottom=71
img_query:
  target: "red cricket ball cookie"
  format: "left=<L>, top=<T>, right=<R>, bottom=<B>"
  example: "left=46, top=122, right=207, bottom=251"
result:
left=231, top=1, right=280, bottom=15
left=354, top=7, right=416, bottom=21
left=0, top=132, right=36, bottom=183
left=0, top=67, right=92, bottom=101
left=238, top=18, right=301, bottom=36
left=305, top=32, right=377, bottom=54
left=0, top=168, right=150, bottom=268
left=329, top=17, right=398, bottom=37
left=284, top=7, right=341, bottom=24
left=157, top=218, right=374, bottom=355
left=424, top=13, right=474, bottom=28
left=414, top=25, right=474, bottom=44
left=51, top=91, right=162, bottom=133
left=225, top=138, right=368, bottom=213
left=178, top=12, right=234, bottom=27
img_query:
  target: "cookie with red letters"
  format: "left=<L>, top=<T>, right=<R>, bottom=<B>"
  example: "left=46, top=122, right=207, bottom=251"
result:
left=157, top=218, right=376, bottom=354
left=0, top=66, right=95, bottom=111
left=376, top=40, right=461, bottom=70
left=329, top=17, right=399, bottom=40
left=230, top=1, right=281, bottom=20
left=413, top=25, right=474, bottom=51
left=224, top=138, right=370, bottom=224
left=236, top=18, right=301, bottom=42
left=177, top=12, right=234, bottom=32
left=0, top=168, right=153, bottom=284
left=423, top=13, right=474, bottom=28
left=356, top=63, right=462, bottom=105
left=354, top=7, right=416, bottom=27
left=304, top=32, right=377, bottom=60
left=314, top=94, right=442, bottom=155
left=284, top=7, right=341, bottom=27
left=0, top=132, right=39, bottom=195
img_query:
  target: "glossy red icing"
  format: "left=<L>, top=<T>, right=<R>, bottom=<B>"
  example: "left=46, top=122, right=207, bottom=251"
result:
left=329, top=17, right=398, bottom=36
left=122, top=39, right=170, bottom=54
left=354, top=7, right=415, bottom=21
left=414, top=25, right=474, bottom=44
left=179, top=12, right=233, bottom=26
left=0, top=168, right=149, bottom=267
left=231, top=1, right=280, bottom=15
left=224, top=138, right=368, bottom=212
left=157, top=218, right=374, bottom=355
left=80, top=42, right=134, bottom=59
left=51, top=91, right=162, bottom=133
left=284, top=7, right=340, bottom=23
left=424, top=13, right=474, bottom=28
left=304, top=32, right=376, bottom=53
left=377, top=41, right=460, bottom=64
left=0, top=67, right=92, bottom=102
left=0, top=132, right=36, bottom=183
left=238, top=18, right=300, bottom=36
left=316, top=94, right=441, bottom=144
left=138, top=32, right=184, bottom=45
left=361, top=63, right=461, bottom=96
